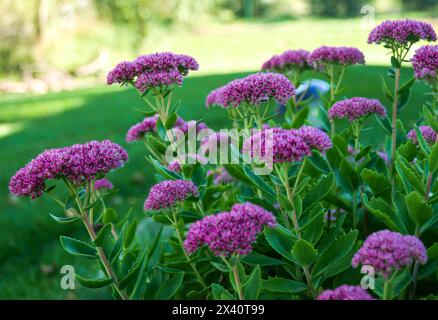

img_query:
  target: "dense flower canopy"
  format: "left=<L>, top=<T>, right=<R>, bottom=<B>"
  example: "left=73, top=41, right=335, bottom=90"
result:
left=368, top=19, right=437, bottom=46
left=9, top=140, right=128, bottom=199
left=317, top=285, right=374, bottom=300
left=107, top=52, right=199, bottom=91
left=328, top=97, right=386, bottom=121
left=144, top=179, right=199, bottom=211
left=261, top=49, right=311, bottom=73
left=308, top=46, right=365, bottom=69
left=407, top=125, right=437, bottom=145
left=352, top=230, right=427, bottom=278
left=412, top=45, right=438, bottom=82
left=184, top=202, right=276, bottom=256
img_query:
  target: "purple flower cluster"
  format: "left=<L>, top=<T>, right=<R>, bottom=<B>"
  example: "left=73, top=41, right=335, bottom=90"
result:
left=261, top=49, right=311, bottom=73
left=297, top=126, right=332, bottom=153
left=352, top=230, right=427, bottom=278
left=94, top=178, right=114, bottom=191
left=144, top=179, right=199, bottom=211
left=184, top=202, right=276, bottom=257
left=329, top=97, right=386, bottom=121
left=208, top=167, right=235, bottom=185
left=9, top=141, right=128, bottom=199
left=308, top=46, right=365, bottom=69
left=317, top=285, right=374, bottom=300
left=126, top=115, right=158, bottom=142
left=126, top=116, right=208, bottom=142
left=107, top=52, right=199, bottom=91
left=167, top=161, right=182, bottom=172
left=407, top=125, right=437, bottom=145
left=242, top=128, right=311, bottom=163
left=207, top=73, right=295, bottom=108
left=368, top=19, right=436, bottom=46
left=412, top=45, right=438, bottom=82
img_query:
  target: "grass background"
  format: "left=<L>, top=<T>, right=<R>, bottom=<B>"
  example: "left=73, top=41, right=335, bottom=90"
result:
left=0, top=14, right=436, bottom=299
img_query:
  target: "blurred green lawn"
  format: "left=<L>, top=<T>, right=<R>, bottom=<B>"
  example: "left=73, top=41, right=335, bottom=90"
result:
left=0, top=65, right=431, bottom=299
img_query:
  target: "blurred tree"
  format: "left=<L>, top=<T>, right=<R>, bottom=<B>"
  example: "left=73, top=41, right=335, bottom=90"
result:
left=400, top=0, right=437, bottom=11
left=307, top=0, right=369, bottom=17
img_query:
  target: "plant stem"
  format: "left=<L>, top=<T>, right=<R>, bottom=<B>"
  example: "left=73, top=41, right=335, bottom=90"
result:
left=171, top=210, right=207, bottom=289
left=303, top=266, right=316, bottom=299
left=390, top=67, right=401, bottom=200
left=383, top=279, right=390, bottom=300
left=425, top=171, right=433, bottom=201
left=74, top=192, right=129, bottom=300
left=232, top=262, right=244, bottom=300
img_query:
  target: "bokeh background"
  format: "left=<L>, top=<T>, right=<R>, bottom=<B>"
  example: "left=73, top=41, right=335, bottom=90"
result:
left=0, top=0, right=437, bottom=299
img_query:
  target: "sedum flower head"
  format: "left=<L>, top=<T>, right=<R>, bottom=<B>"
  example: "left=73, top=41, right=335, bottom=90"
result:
left=219, top=72, right=295, bottom=108
left=368, top=19, right=436, bottom=46
left=308, top=46, right=365, bottom=69
left=208, top=167, right=235, bottom=185
left=412, top=45, right=438, bottom=83
left=126, top=115, right=159, bottom=142
left=261, top=49, right=311, bottom=73
left=317, top=285, right=374, bottom=300
left=352, top=230, right=427, bottom=278
left=94, top=178, right=114, bottom=191
left=328, top=97, right=386, bottom=121
left=9, top=141, right=128, bottom=199
left=184, top=202, right=276, bottom=257
left=297, top=126, right=332, bottom=153
left=144, top=179, right=199, bottom=211
left=407, top=125, right=437, bottom=145
left=107, top=52, right=199, bottom=91
left=242, top=128, right=311, bottom=163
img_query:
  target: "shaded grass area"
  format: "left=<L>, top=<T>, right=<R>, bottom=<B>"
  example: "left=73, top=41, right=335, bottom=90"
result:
left=0, top=66, right=431, bottom=298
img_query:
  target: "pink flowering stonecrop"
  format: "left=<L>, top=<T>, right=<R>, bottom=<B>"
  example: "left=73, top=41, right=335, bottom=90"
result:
left=207, top=167, right=235, bottom=185
left=317, top=285, right=374, bottom=300
left=329, top=97, right=386, bottom=122
left=261, top=49, right=311, bottom=74
left=297, top=126, right=333, bottom=153
left=144, top=179, right=199, bottom=211
left=242, top=128, right=311, bottom=164
left=214, top=72, right=295, bottom=108
left=308, top=46, right=365, bottom=69
left=407, top=125, right=437, bottom=145
left=368, top=19, right=437, bottom=46
left=184, top=202, right=277, bottom=257
left=412, top=45, right=438, bottom=84
left=352, top=230, right=427, bottom=278
left=94, top=178, right=114, bottom=191
left=9, top=141, right=128, bottom=199
left=126, top=115, right=159, bottom=142
left=107, top=52, right=199, bottom=92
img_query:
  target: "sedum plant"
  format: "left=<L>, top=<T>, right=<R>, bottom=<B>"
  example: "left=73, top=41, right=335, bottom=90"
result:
left=8, top=18, right=438, bottom=301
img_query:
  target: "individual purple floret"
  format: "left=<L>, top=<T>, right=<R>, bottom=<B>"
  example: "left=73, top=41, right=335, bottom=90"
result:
left=317, top=285, right=374, bottom=300
left=297, top=126, right=333, bottom=153
left=144, top=179, right=199, bottom=211
left=407, top=125, right=437, bottom=145
left=184, top=202, right=276, bottom=257
left=125, top=115, right=159, bottom=142
left=167, top=161, right=182, bottom=173
left=328, top=97, right=386, bottom=121
left=308, top=46, right=365, bottom=69
left=352, top=230, right=427, bottom=278
left=242, top=128, right=311, bottom=163
left=220, top=72, right=295, bottom=107
left=94, top=178, right=114, bottom=191
left=412, top=45, right=438, bottom=82
left=368, top=19, right=436, bottom=46
left=261, top=49, right=311, bottom=73
left=9, top=141, right=128, bottom=199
